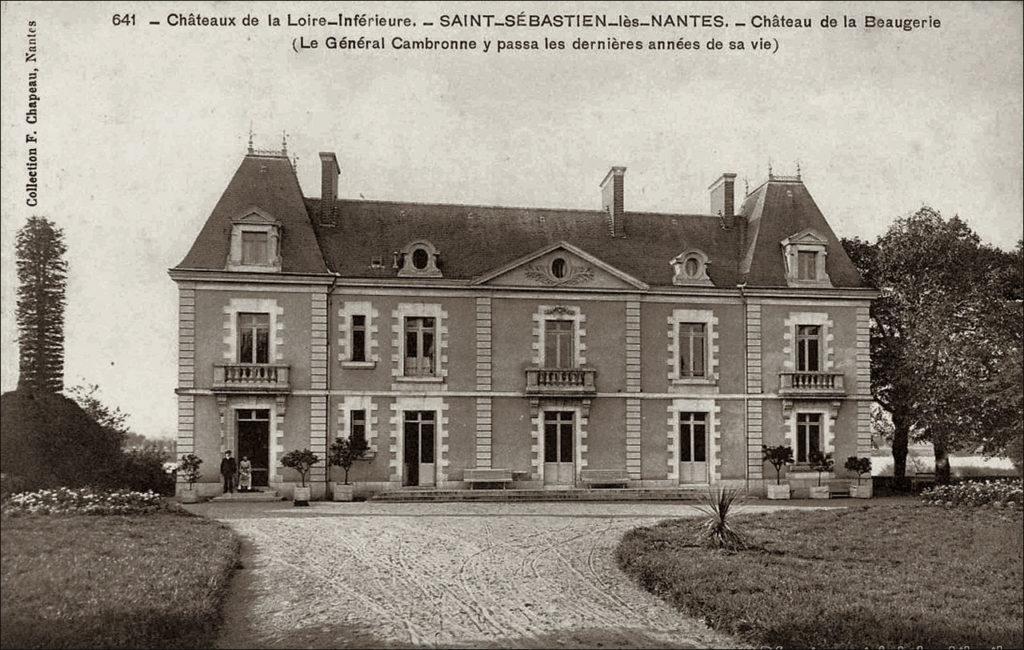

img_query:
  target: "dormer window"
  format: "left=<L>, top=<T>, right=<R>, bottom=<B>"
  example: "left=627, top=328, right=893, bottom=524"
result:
left=782, top=229, right=832, bottom=287
left=397, top=240, right=442, bottom=278
left=670, top=249, right=712, bottom=286
left=228, top=208, right=281, bottom=272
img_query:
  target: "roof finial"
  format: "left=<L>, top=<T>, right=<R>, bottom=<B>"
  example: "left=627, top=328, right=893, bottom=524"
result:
left=796, top=160, right=801, bottom=180
left=744, top=176, right=750, bottom=195
left=768, top=158, right=773, bottom=179
left=247, top=121, right=254, bottom=154
left=281, top=130, right=288, bottom=156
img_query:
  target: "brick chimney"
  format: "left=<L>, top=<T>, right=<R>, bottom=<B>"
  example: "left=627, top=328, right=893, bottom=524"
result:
left=709, top=173, right=736, bottom=227
left=600, top=166, right=626, bottom=237
left=319, top=152, right=339, bottom=219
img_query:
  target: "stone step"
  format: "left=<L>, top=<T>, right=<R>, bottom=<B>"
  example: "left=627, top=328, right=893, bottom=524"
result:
left=370, top=488, right=711, bottom=503
left=210, top=490, right=283, bottom=503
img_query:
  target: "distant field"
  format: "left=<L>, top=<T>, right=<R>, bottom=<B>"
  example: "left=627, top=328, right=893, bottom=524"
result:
left=870, top=447, right=1017, bottom=477
left=1, top=511, right=239, bottom=649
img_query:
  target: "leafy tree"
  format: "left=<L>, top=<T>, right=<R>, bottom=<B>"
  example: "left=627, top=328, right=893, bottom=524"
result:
left=843, top=208, right=1022, bottom=484
left=762, top=445, right=794, bottom=485
left=16, top=217, right=68, bottom=392
left=328, top=433, right=369, bottom=485
left=281, top=449, right=320, bottom=487
left=66, top=383, right=130, bottom=440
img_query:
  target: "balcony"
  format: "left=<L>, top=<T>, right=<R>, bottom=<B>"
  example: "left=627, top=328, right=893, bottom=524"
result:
left=778, top=371, right=845, bottom=398
left=213, top=364, right=290, bottom=394
left=525, top=368, right=596, bottom=396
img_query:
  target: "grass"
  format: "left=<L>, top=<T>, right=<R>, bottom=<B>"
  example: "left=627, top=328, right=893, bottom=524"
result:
left=617, top=504, right=1024, bottom=649
left=1, top=510, right=239, bottom=649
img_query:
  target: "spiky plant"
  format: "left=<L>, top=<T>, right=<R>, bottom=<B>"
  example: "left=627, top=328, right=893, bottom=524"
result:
left=693, top=486, right=750, bottom=551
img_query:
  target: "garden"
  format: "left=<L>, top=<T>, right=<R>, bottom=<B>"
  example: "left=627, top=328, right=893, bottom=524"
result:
left=1, top=487, right=239, bottom=649
left=617, top=482, right=1024, bottom=649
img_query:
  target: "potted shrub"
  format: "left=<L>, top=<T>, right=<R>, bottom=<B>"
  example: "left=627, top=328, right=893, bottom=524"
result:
left=281, top=448, right=320, bottom=506
left=762, top=445, right=794, bottom=500
left=845, top=456, right=873, bottom=498
left=177, top=453, right=203, bottom=503
left=328, top=433, right=368, bottom=502
left=808, top=450, right=833, bottom=499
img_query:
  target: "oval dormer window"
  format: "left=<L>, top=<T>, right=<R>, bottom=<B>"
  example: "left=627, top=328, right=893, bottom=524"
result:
left=411, top=248, right=430, bottom=270
left=551, top=257, right=567, bottom=279
left=684, top=257, right=699, bottom=277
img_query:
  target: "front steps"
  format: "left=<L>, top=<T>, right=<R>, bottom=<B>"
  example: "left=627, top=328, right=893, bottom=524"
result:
left=210, top=489, right=283, bottom=503
left=370, top=487, right=711, bottom=502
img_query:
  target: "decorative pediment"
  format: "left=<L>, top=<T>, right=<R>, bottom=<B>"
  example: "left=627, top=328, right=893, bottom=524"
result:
left=473, top=242, right=648, bottom=290
left=781, top=228, right=828, bottom=247
left=232, top=206, right=280, bottom=226
left=781, top=228, right=832, bottom=288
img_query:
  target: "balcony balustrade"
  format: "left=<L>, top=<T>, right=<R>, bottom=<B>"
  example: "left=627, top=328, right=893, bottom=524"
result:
left=213, top=364, right=290, bottom=393
left=525, top=368, right=597, bottom=395
left=778, top=371, right=845, bottom=397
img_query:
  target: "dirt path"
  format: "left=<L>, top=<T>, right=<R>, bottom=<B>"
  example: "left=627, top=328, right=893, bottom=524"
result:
left=199, top=501, right=788, bottom=648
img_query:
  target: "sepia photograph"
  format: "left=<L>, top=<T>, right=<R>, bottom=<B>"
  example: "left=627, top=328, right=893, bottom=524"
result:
left=1, top=1, right=1021, bottom=648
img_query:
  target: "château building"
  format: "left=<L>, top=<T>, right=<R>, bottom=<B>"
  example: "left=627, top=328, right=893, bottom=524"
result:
left=170, top=144, right=875, bottom=498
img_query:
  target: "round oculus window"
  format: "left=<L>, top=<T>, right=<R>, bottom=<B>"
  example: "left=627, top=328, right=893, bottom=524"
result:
left=411, top=248, right=430, bottom=270
left=684, top=257, right=700, bottom=277
left=550, top=257, right=568, bottom=279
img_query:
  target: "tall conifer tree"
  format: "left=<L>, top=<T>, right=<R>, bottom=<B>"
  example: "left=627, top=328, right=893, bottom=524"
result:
left=16, top=216, right=68, bottom=392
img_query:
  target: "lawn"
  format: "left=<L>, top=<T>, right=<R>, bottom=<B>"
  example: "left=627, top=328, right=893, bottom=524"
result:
left=1, top=510, right=239, bottom=649
left=617, top=503, right=1024, bottom=649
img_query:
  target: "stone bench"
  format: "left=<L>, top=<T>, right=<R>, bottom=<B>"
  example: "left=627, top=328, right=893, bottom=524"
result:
left=580, top=469, right=631, bottom=488
left=827, top=479, right=850, bottom=497
left=464, top=468, right=514, bottom=488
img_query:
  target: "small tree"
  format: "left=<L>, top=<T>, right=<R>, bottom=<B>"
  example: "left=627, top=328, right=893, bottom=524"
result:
left=845, top=456, right=872, bottom=485
left=694, top=486, right=749, bottom=551
left=281, top=449, right=320, bottom=487
left=328, top=433, right=368, bottom=485
left=762, top=445, right=794, bottom=485
left=809, top=450, right=834, bottom=487
left=177, top=453, right=203, bottom=489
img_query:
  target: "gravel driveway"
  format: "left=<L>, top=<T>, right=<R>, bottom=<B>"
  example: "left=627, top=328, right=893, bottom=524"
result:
left=191, top=501, right=816, bottom=648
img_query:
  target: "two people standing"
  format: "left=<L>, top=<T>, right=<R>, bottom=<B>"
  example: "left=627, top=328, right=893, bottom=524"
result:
left=219, top=450, right=253, bottom=493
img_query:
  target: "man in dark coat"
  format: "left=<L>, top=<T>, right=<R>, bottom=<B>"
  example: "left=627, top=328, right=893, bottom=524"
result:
left=220, top=450, right=237, bottom=494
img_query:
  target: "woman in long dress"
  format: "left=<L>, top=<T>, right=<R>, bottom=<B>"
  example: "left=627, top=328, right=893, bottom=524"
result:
left=238, top=456, right=253, bottom=492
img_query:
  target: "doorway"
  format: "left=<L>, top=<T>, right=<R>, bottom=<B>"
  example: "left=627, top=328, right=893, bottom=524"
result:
left=237, top=409, right=270, bottom=488
left=543, top=411, right=575, bottom=486
left=679, top=411, right=708, bottom=484
left=403, top=411, right=436, bottom=487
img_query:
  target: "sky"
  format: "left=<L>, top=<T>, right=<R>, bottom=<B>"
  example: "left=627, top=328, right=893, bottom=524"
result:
left=1, top=1, right=1022, bottom=438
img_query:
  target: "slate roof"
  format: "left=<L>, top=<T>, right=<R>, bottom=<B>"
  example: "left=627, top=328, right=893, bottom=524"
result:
left=176, top=153, right=867, bottom=289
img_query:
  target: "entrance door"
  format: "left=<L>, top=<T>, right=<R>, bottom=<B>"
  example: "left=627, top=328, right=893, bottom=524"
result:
left=679, top=412, right=708, bottom=484
left=543, top=411, right=575, bottom=485
left=237, top=409, right=270, bottom=487
left=403, top=411, right=436, bottom=487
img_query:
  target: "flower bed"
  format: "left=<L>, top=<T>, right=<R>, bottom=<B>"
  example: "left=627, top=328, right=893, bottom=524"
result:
left=2, top=487, right=162, bottom=516
left=921, top=479, right=1023, bottom=509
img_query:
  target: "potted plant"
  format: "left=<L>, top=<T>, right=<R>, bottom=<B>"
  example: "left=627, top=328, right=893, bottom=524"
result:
left=808, top=450, right=833, bottom=499
left=328, top=433, right=368, bottom=502
left=281, top=448, right=320, bottom=506
left=177, top=453, right=203, bottom=503
left=845, top=456, right=873, bottom=498
left=762, top=445, right=794, bottom=500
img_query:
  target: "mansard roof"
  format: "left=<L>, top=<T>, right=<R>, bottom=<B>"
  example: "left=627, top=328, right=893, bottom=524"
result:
left=175, top=152, right=868, bottom=289
left=737, top=177, right=864, bottom=287
left=175, top=154, right=329, bottom=274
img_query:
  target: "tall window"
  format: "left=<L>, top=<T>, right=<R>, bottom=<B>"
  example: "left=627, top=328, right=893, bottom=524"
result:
left=544, top=320, right=574, bottom=368
left=797, top=251, right=817, bottom=280
left=796, top=413, right=822, bottom=463
left=796, top=325, right=821, bottom=372
left=350, top=315, right=367, bottom=362
left=238, top=313, right=269, bottom=363
left=679, top=412, right=708, bottom=462
left=543, top=411, right=574, bottom=463
left=350, top=409, right=367, bottom=446
left=241, top=231, right=270, bottom=265
left=679, top=323, right=707, bottom=378
left=404, top=317, right=436, bottom=376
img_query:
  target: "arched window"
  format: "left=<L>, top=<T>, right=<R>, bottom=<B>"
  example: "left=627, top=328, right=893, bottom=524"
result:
left=670, top=249, right=712, bottom=286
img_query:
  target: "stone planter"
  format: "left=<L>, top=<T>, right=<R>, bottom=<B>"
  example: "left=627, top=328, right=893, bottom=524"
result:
left=766, top=483, right=791, bottom=500
left=332, top=482, right=354, bottom=502
left=850, top=482, right=873, bottom=499
left=293, top=486, right=311, bottom=506
left=180, top=488, right=200, bottom=504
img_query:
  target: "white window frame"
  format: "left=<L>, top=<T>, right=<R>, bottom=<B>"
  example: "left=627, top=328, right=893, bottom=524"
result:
left=393, top=303, right=447, bottom=383
left=227, top=208, right=282, bottom=272
left=781, top=229, right=832, bottom=288
left=533, top=305, right=587, bottom=368
left=668, top=309, right=718, bottom=385
left=670, top=249, right=713, bottom=286
left=339, top=301, right=377, bottom=368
